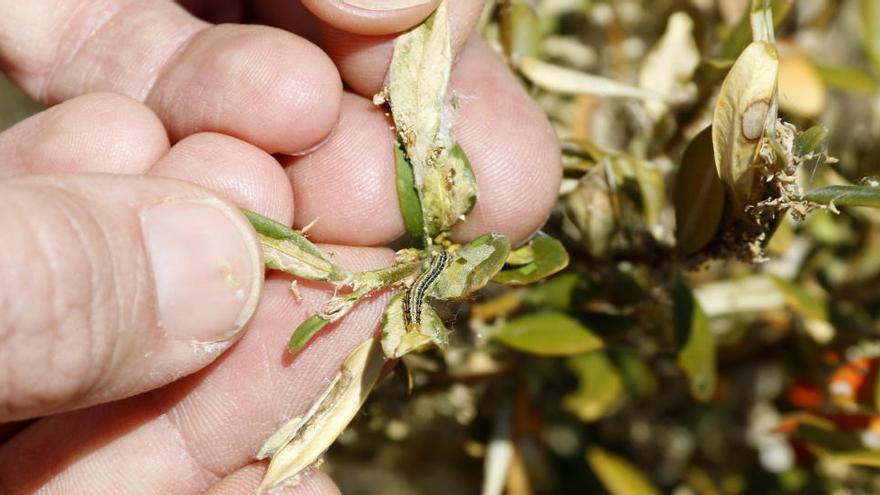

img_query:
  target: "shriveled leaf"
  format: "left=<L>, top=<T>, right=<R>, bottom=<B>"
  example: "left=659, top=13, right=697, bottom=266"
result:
left=803, top=185, right=880, bottom=209
left=257, top=339, right=385, bottom=494
left=432, top=233, right=511, bottom=299
left=563, top=352, right=623, bottom=422
left=793, top=126, right=828, bottom=157
left=288, top=315, right=330, bottom=354
left=394, top=140, right=425, bottom=243
left=256, top=416, right=302, bottom=460
left=712, top=40, right=779, bottom=213
left=675, top=126, right=725, bottom=255
left=674, top=284, right=717, bottom=402
left=385, top=0, right=477, bottom=236
left=638, top=12, right=700, bottom=121
left=380, top=293, right=448, bottom=359
left=519, top=56, right=669, bottom=101
left=586, top=447, right=661, bottom=495
left=495, top=312, right=603, bottom=356
left=493, top=233, right=569, bottom=285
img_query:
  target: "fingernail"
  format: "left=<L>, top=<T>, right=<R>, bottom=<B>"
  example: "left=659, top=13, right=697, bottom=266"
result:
left=341, top=0, right=432, bottom=11
left=142, top=200, right=262, bottom=343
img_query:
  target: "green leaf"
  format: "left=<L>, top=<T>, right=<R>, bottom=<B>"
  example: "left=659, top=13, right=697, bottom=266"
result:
left=494, top=312, right=603, bottom=356
left=523, top=272, right=581, bottom=311
left=380, top=293, right=448, bottom=359
left=586, top=447, right=661, bottom=495
left=563, top=352, right=624, bottom=422
left=803, top=185, right=880, bottom=209
left=674, top=284, right=717, bottom=402
left=243, top=209, right=350, bottom=282
left=815, top=63, right=879, bottom=93
left=432, top=233, right=511, bottom=299
left=793, top=126, right=828, bottom=157
left=492, top=233, right=569, bottom=285
left=288, top=315, right=330, bottom=354
left=712, top=41, right=779, bottom=214
left=675, top=126, right=726, bottom=255
left=394, top=140, right=425, bottom=243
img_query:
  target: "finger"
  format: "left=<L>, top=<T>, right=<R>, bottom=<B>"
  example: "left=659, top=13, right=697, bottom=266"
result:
left=0, top=173, right=262, bottom=422
left=0, top=0, right=341, bottom=153
left=286, top=39, right=560, bottom=246
left=0, top=247, right=394, bottom=493
left=149, top=132, right=295, bottom=225
left=286, top=92, right=401, bottom=245
left=252, top=0, right=485, bottom=96
left=205, top=463, right=340, bottom=495
left=300, top=0, right=440, bottom=36
left=0, top=92, right=169, bottom=179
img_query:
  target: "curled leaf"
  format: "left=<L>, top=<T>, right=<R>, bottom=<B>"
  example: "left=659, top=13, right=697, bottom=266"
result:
left=492, top=233, right=569, bottom=285
left=288, top=315, right=331, bottom=354
left=257, top=338, right=385, bottom=494
left=394, top=140, right=425, bottom=243
left=243, top=209, right=350, bottom=282
left=712, top=40, right=779, bottom=214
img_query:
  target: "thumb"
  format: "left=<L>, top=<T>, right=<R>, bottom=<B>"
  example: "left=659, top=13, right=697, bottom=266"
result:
left=0, top=173, right=263, bottom=421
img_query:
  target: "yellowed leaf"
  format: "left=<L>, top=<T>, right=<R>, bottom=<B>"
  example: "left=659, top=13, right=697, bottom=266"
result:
left=257, top=339, right=385, bottom=494
left=712, top=40, right=779, bottom=214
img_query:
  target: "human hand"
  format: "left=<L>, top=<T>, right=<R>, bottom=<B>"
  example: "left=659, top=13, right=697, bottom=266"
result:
left=0, top=1, right=561, bottom=493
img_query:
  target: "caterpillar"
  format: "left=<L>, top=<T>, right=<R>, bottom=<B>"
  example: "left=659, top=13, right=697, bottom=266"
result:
left=403, top=250, right=449, bottom=329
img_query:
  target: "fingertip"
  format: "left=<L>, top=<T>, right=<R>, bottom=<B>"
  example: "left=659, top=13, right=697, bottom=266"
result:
left=301, top=0, right=440, bottom=36
left=286, top=93, right=404, bottom=246
left=148, top=25, right=343, bottom=154
left=0, top=92, right=169, bottom=177
left=150, top=132, right=295, bottom=225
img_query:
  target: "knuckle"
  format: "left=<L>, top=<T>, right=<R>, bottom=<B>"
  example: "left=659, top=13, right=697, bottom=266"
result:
left=0, top=184, right=124, bottom=419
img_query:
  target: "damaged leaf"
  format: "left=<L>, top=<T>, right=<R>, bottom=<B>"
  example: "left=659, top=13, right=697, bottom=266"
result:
left=712, top=40, right=779, bottom=214
left=257, top=338, right=385, bottom=494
